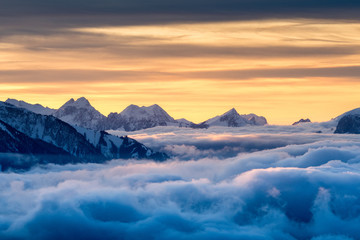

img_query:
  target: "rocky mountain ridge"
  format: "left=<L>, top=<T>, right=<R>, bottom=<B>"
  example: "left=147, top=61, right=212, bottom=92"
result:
left=0, top=101, right=168, bottom=170
left=6, top=98, right=268, bottom=131
left=200, top=108, right=267, bottom=128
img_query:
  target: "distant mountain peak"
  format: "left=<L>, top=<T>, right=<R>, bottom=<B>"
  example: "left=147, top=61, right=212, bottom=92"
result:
left=75, top=97, right=91, bottom=106
left=53, top=97, right=106, bottom=130
left=123, top=104, right=140, bottom=112
left=121, top=104, right=172, bottom=118
left=0, top=102, right=168, bottom=170
left=4, top=98, right=269, bottom=131
left=106, top=104, right=177, bottom=131
left=5, top=98, right=56, bottom=115
left=224, top=108, right=238, bottom=115
left=124, top=103, right=161, bottom=110
left=65, top=98, right=75, bottom=105
left=292, top=118, right=311, bottom=125
left=202, top=108, right=267, bottom=127
left=62, top=97, right=91, bottom=108
left=149, top=104, right=161, bottom=109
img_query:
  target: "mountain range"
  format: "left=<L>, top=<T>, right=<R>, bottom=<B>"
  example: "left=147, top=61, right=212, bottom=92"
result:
left=6, top=98, right=360, bottom=134
left=199, top=108, right=267, bottom=127
left=2, top=97, right=360, bottom=170
left=6, top=97, right=268, bottom=131
left=0, top=101, right=168, bottom=171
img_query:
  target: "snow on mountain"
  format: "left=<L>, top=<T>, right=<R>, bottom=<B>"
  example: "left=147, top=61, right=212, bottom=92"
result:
left=203, top=108, right=248, bottom=127
left=175, top=118, right=195, bottom=127
left=0, top=118, right=69, bottom=156
left=335, top=114, right=360, bottom=134
left=241, top=113, right=268, bottom=126
left=0, top=101, right=168, bottom=166
left=53, top=97, right=107, bottom=130
left=74, top=126, right=168, bottom=160
left=107, top=104, right=178, bottom=131
left=334, top=107, right=360, bottom=121
left=0, top=119, right=73, bottom=171
left=0, top=101, right=104, bottom=160
left=4, top=98, right=269, bottom=131
left=5, top=98, right=56, bottom=115
left=202, top=108, right=266, bottom=127
left=120, top=104, right=176, bottom=122
left=327, top=107, right=360, bottom=133
left=4, top=98, right=197, bottom=131
left=0, top=120, right=15, bottom=140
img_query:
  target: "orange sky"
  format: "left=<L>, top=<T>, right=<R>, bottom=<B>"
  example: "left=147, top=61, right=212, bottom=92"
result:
left=1, top=19, right=360, bottom=124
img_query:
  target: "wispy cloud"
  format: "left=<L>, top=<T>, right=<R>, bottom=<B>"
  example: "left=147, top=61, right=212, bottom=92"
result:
left=2, top=0, right=360, bottom=23
left=1, top=9, right=360, bottom=124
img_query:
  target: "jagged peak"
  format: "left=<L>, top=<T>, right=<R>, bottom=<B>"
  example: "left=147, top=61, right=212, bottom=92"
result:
left=223, top=108, right=239, bottom=116
left=6, top=98, right=16, bottom=102
left=6, top=98, right=26, bottom=105
left=75, top=97, right=90, bottom=106
left=122, top=104, right=165, bottom=114
left=64, top=98, right=75, bottom=105
left=60, top=97, right=93, bottom=108
left=117, top=103, right=175, bottom=124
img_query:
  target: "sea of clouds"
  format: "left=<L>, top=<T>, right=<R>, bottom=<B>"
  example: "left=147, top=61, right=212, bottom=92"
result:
left=1, top=125, right=360, bottom=240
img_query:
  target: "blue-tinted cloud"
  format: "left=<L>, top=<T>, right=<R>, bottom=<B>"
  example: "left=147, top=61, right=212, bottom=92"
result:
left=108, top=124, right=360, bottom=160
left=1, top=136, right=360, bottom=239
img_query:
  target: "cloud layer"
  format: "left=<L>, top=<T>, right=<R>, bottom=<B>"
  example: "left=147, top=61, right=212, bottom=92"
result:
left=1, top=127, right=360, bottom=239
left=2, top=0, right=360, bottom=23
left=109, top=124, right=357, bottom=159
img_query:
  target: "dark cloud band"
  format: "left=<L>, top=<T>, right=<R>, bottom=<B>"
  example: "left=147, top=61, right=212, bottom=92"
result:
left=1, top=0, right=360, bottom=27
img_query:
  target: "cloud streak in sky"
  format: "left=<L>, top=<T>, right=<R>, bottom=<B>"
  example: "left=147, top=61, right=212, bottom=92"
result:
left=2, top=0, right=360, bottom=24
left=1, top=1, right=360, bottom=124
left=3, top=64, right=360, bottom=85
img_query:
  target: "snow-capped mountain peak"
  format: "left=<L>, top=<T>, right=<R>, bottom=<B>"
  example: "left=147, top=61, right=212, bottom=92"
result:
left=120, top=104, right=145, bottom=116
left=74, top=97, right=91, bottom=106
left=3, top=98, right=268, bottom=131
left=120, top=104, right=174, bottom=120
left=225, top=108, right=238, bottom=115
left=241, top=113, right=268, bottom=126
left=60, top=97, right=91, bottom=108
left=0, top=102, right=168, bottom=170
left=202, top=108, right=267, bottom=127
left=5, top=98, right=56, bottom=115
left=64, top=98, right=75, bottom=105
left=106, top=104, right=177, bottom=131
left=53, top=97, right=107, bottom=130
left=335, top=107, right=360, bottom=121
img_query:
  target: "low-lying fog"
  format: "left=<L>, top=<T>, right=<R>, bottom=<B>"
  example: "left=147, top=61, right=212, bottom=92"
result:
left=1, top=124, right=360, bottom=240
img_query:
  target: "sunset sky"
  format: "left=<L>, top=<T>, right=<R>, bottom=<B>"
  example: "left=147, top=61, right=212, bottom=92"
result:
left=1, top=0, right=360, bottom=124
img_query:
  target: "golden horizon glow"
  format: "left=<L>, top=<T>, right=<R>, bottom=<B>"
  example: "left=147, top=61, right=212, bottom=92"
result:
left=1, top=19, right=360, bottom=124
